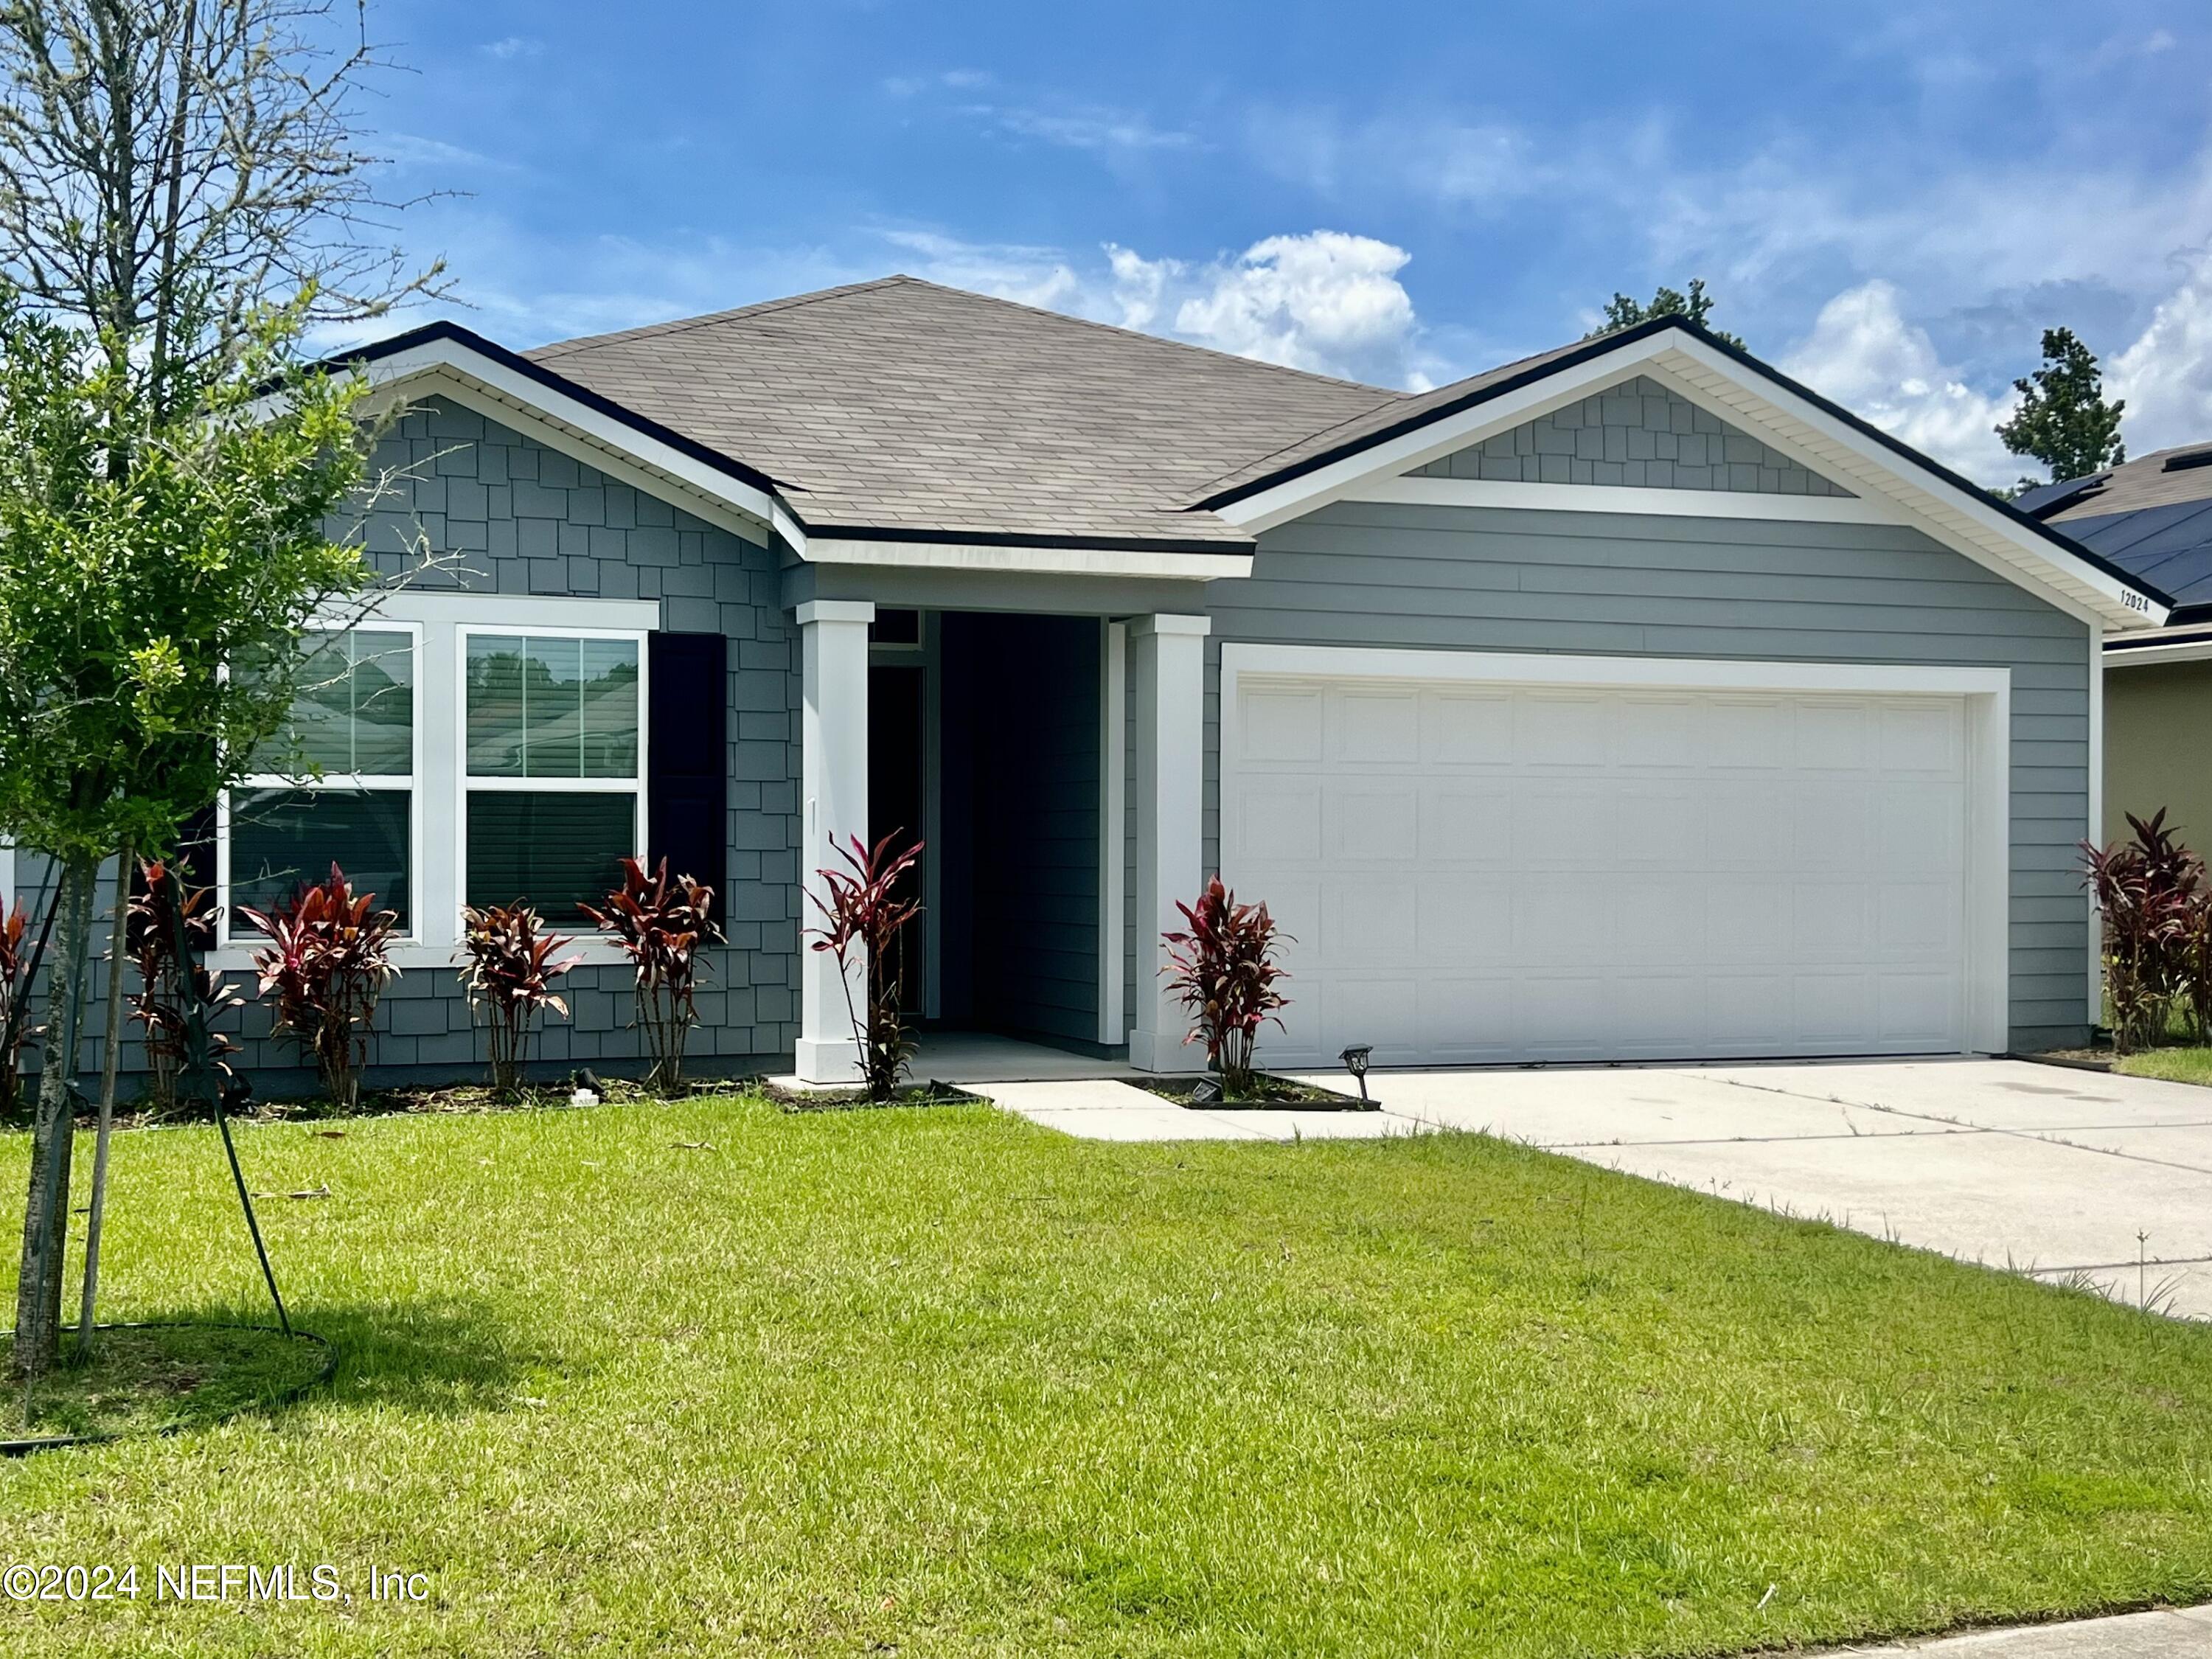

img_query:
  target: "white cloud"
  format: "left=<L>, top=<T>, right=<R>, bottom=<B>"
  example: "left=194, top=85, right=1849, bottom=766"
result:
left=878, top=228, right=1081, bottom=312
left=479, top=37, right=541, bottom=60
left=2110, top=247, right=2212, bottom=455
left=1105, top=244, right=1178, bottom=330
left=1782, top=280, right=2019, bottom=483
left=1172, top=232, right=1424, bottom=386
left=991, top=105, right=1192, bottom=155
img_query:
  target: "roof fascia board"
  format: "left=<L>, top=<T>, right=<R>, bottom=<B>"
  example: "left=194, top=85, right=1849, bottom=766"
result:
left=1646, top=333, right=2167, bottom=631
left=1219, top=321, right=2166, bottom=632
left=352, top=335, right=785, bottom=541
left=1344, top=476, right=1909, bottom=524
left=804, top=536, right=1251, bottom=580
left=1211, top=342, right=1669, bottom=535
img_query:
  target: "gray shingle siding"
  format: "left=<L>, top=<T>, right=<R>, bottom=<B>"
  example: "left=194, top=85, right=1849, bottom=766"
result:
left=44, top=397, right=802, bottom=1093
left=1200, top=501, right=2093, bottom=1053
left=1414, top=376, right=1854, bottom=496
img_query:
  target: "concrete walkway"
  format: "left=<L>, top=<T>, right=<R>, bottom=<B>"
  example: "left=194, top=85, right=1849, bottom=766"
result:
left=975, top=1058, right=2212, bottom=1317
left=1820, top=1605, right=2211, bottom=1654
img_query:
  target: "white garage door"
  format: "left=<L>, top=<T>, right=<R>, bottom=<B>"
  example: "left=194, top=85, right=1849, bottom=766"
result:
left=1223, top=658, right=1979, bottom=1068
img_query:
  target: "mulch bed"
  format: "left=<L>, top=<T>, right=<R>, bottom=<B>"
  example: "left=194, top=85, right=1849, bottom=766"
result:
left=1130, top=1074, right=1377, bottom=1111
left=763, top=1080, right=989, bottom=1113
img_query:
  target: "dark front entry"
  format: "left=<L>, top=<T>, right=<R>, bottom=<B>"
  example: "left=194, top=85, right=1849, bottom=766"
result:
left=935, top=613, right=1104, bottom=1047
left=869, top=661, right=926, bottom=1013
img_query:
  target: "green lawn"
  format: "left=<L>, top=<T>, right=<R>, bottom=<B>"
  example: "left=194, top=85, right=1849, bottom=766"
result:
left=3, top=1095, right=2211, bottom=1656
left=2118, top=1046, right=2212, bottom=1086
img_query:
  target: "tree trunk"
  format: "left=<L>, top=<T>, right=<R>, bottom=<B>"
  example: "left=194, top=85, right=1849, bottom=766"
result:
left=13, top=853, right=97, bottom=1377
left=78, top=843, right=133, bottom=1354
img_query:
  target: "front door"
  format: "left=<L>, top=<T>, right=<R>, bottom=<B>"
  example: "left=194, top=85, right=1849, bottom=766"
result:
left=869, top=663, right=926, bottom=1013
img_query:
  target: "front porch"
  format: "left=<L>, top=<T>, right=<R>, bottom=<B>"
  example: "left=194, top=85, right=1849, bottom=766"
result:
left=791, top=597, right=1210, bottom=1085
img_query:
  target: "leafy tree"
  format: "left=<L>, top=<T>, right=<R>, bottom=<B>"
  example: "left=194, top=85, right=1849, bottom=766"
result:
left=1587, top=278, right=1745, bottom=349
left=0, top=298, right=381, bottom=1372
left=0, top=0, right=441, bottom=1378
left=1997, top=327, right=2126, bottom=484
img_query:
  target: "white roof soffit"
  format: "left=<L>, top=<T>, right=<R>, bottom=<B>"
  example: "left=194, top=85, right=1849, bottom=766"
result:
left=1216, top=327, right=2168, bottom=633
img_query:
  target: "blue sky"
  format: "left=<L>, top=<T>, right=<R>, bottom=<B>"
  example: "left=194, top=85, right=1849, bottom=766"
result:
left=358, top=0, right=2212, bottom=484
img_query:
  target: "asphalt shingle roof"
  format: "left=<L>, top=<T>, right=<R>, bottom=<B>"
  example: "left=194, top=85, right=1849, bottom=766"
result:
left=524, top=276, right=1403, bottom=548
left=2025, top=444, right=2212, bottom=619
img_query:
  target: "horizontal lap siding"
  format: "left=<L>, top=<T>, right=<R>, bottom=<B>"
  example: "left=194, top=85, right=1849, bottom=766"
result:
left=1201, top=501, right=2093, bottom=1051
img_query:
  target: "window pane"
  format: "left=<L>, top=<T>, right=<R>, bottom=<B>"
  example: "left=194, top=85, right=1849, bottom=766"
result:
left=349, top=630, right=415, bottom=775
left=466, top=791, right=635, bottom=923
left=466, top=635, right=526, bottom=776
left=580, top=639, right=639, bottom=778
left=265, top=628, right=414, bottom=777
left=229, top=789, right=410, bottom=930
left=523, top=636, right=582, bottom=778
left=289, top=631, right=353, bottom=773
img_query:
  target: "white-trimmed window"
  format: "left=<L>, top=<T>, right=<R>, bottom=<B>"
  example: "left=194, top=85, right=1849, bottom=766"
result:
left=223, top=622, right=421, bottom=940
left=459, top=626, right=646, bottom=924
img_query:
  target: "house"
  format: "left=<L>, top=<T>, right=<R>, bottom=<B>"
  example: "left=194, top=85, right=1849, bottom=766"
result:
left=2019, top=448, right=2212, bottom=851
left=46, top=276, right=2168, bottom=1089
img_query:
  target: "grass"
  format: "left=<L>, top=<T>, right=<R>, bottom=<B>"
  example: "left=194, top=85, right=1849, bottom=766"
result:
left=2117, top=1046, right=2212, bottom=1086
left=0, top=1094, right=2209, bottom=1655
left=1, top=1324, right=326, bottom=1441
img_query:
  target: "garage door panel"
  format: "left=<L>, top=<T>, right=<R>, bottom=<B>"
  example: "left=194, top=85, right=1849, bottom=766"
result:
left=1419, top=785, right=1512, bottom=863
left=1513, top=785, right=1615, bottom=868
left=1238, top=784, right=1321, bottom=863
left=1322, top=880, right=1417, bottom=964
left=1413, top=877, right=1512, bottom=964
left=1324, top=781, right=1418, bottom=861
left=1231, top=669, right=1973, bottom=1068
left=1329, top=688, right=1419, bottom=764
left=1516, top=695, right=1610, bottom=768
left=1241, top=686, right=1326, bottom=763
left=1422, top=691, right=1514, bottom=766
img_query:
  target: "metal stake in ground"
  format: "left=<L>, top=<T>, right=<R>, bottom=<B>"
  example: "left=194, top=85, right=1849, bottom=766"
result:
left=166, top=869, right=289, bottom=1338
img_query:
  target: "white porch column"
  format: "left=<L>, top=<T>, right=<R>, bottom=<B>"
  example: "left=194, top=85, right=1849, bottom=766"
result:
left=795, top=599, right=874, bottom=1083
left=1128, top=613, right=1210, bottom=1071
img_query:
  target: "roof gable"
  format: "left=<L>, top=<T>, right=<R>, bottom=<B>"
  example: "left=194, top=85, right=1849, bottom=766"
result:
left=1411, top=374, right=1854, bottom=498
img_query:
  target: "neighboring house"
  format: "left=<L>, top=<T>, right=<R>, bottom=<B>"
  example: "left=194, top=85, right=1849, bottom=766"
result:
left=2020, top=448, right=2212, bottom=849
left=16, top=276, right=2170, bottom=1090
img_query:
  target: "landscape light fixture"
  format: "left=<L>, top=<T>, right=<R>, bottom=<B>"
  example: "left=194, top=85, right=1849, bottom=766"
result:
left=1339, top=1044, right=1373, bottom=1105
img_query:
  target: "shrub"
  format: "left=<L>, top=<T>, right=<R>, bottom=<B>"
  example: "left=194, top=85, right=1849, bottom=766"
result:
left=458, top=901, right=583, bottom=1093
left=583, top=856, right=723, bottom=1095
left=238, top=864, right=400, bottom=1112
left=127, top=859, right=240, bottom=1115
left=2081, top=810, right=2203, bottom=1054
left=1161, top=875, right=1291, bottom=1097
left=0, top=894, right=28, bottom=1119
left=807, top=832, right=923, bottom=1101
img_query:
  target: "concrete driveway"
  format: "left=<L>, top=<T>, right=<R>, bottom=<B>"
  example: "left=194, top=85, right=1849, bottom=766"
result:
left=978, top=1058, right=2212, bottom=1318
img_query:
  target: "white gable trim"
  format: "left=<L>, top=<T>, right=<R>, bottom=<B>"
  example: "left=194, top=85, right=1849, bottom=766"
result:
left=1214, top=330, right=2167, bottom=633
left=1345, top=476, right=1910, bottom=524
left=354, top=340, right=1245, bottom=580
left=354, top=346, right=792, bottom=546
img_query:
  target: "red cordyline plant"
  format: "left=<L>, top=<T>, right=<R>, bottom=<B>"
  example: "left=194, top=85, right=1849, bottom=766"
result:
left=127, top=860, right=240, bottom=1116
left=807, top=831, right=923, bottom=1101
left=0, top=896, right=29, bottom=1120
left=1162, top=875, right=1292, bottom=1098
left=582, top=856, right=723, bottom=1095
left=459, top=901, right=584, bottom=1093
left=2081, top=809, right=2205, bottom=1054
left=239, top=865, right=400, bottom=1113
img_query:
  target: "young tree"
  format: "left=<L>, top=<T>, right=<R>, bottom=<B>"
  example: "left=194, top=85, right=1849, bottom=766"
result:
left=0, top=0, right=442, bottom=1377
left=0, top=298, right=378, bottom=1373
left=1997, top=326, right=2126, bottom=484
left=1586, top=278, right=1745, bottom=349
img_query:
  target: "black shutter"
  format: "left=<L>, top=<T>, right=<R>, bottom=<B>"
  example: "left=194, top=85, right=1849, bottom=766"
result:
left=647, top=631, right=728, bottom=923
